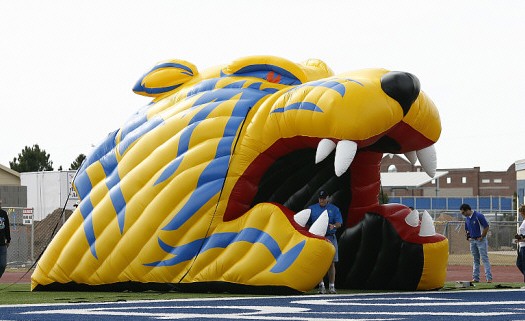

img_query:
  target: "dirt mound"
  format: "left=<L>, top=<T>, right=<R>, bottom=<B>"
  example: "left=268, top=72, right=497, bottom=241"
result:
left=33, top=208, right=73, bottom=259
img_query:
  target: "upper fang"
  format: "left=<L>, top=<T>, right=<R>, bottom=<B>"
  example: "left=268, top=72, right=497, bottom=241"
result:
left=315, top=139, right=336, bottom=164
left=416, top=145, right=437, bottom=177
left=334, top=140, right=357, bottom=177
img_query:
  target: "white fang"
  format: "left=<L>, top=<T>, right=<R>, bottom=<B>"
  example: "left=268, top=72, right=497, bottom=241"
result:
left=334, top=140, right=358, bottom=177
left=294, top=209, right=311, bottom=227
left=419, top=210, right=436, bottom=237
left=315, top=139, right=336, bottom=164
left=308, top=210, right=329, bottom=236
left=416, top=145, right=437, bottom=178
left=405, top=209, right=420, bottom=227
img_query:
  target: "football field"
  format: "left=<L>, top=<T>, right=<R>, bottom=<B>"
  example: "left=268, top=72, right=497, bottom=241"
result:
left=1, top=289, right=525, bottom=320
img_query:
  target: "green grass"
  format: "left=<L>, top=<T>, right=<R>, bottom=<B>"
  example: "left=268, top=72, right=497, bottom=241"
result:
left=0, top=282, right=522, bottom=305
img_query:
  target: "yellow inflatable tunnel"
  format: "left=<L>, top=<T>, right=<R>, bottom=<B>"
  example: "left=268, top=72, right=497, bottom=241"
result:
left=32, top=56, right=447, bottom=293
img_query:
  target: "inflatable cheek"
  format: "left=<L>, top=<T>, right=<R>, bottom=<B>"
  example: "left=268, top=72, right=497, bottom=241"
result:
left=32, top=55, right=446, bottom=293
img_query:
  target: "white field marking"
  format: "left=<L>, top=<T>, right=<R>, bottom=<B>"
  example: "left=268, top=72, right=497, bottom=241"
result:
left=23, top=306, right=402, bottom=321
left=6, top=288, right=525, bottom=308
left=20, top=303, right=518, bottom=319
left=298, top=297, right=460, bottom=301
left=293, top=298, right=525, bottom=306
left=25, top=305, right=309, bottom=314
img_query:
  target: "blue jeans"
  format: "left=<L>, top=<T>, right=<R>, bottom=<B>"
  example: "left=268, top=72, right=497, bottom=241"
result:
left=326, top=234, right=338, bottom=262
left=470, top=238, right=492, bottom=281
left=0, top=245, right=6, bottom=278
left=516, top=246, right=525, bottom=282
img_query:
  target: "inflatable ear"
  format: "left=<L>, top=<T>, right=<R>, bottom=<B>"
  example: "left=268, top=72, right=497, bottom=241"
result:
left=133, top=59, right=198, bottom=97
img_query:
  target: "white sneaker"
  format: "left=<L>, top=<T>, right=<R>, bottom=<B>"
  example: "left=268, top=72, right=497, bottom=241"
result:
left=318, top=285, right=326, bottom=294
left=328, top=287, right=337, bottom=294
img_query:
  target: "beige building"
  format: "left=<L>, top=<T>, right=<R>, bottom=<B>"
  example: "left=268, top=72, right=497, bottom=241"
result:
left=0, top=163, right=26, bottom=207
left=0, top=163, right=20, bottom=185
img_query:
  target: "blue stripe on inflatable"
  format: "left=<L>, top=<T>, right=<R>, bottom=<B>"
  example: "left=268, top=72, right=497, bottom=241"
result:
left=186, top=79, right=220, bottom=98
left=272, top=102, right=323, bottom=113
left=247, top=82, right=262, bottom=90
left=120, top=107, right=148, bottom=141
left=234, top=64, right=302, bottom=85
left=132, top=62, right=194, bottom=95
left=109, top=186, right=127, bottom=234
left=135, top=84, right=182, bottom=95
left=119, top=116, right=164, bottom=157
left=235, top=228, right=281, bottom=258
left=154, top=100, right=231, bottom=186
left=146, top=228, right=303, bottom=273
left=289, top=78, right=364, bottom=98
left=78, top=198, right=97, bottom=258
left=270, top=240, right=306, bottom=273
left=224, top=80, right=247, bottom=89
left=154, top=155, right=183, bottom=186
left=78, top=130, right=118, bottom=174
left=161, top=177, right=225, bottom=231
left=74, top=171, right=93, bottom=200
left=156, top=87, right=255, bottom=186
left=161, top=90, right=266, bottom=231
left=154, top=62, right=194, bottom=75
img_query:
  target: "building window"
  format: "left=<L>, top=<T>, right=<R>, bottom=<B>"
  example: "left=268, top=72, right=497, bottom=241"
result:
left=482, top=179, right=490, bottom=183
left=494, top=178, right=502, bottom=183
left=462, top=177, right=467, bottom=184
left=447, top=177, right=451, bottom=184
left=388, top=165, right=397, bottom=173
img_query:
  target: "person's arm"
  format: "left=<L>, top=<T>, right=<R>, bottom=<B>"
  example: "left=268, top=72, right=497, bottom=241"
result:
left=480, top=225, right=489, bottom=239
left=478, top=213, right=489, bottom=240
left=329, top=222, right=342, bottom=230
left=465, top=221, right=470, bottom=240
left=329, top=208, right=343, bottom=230
left=5, top=213, right=10, bottom=247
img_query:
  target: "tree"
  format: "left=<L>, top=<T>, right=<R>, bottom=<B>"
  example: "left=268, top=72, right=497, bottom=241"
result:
left=10, top=144, right=54, bottom=172
left=69, top=154, right=86, bottom=170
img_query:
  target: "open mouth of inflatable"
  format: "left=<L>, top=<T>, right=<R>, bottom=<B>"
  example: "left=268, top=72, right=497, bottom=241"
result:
left=250, top=140, right=353, bottom=220
left=225, top=131, right=436, bottom=233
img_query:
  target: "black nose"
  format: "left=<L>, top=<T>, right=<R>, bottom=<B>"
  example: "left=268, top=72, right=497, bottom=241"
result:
left=380, top=71, right=421, bottom=116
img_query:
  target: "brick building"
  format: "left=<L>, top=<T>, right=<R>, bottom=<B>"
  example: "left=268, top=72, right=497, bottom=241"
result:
left=380, top=154, right=516, bottom=198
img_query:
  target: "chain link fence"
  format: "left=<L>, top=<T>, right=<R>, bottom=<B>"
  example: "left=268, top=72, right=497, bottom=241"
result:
left=4, top=207, right=34, bottom=268
left=433, top=210, right=519, bottom=266
left=3, top=207, right=521, bottom=269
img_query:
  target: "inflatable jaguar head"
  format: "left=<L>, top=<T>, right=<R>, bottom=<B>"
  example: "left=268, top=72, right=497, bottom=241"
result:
left=32, top=55, right=447, bottom=293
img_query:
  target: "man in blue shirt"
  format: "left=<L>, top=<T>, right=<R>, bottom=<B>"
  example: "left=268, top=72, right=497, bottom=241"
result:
left=460, top=203, right=492, bottom=283
left=307, top=190, right=343, bottom=294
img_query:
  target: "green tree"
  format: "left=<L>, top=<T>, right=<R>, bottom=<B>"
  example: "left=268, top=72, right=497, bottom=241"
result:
left=69, top=154, right=86, bottom=170
left=10, top=144, right=54, bottom=172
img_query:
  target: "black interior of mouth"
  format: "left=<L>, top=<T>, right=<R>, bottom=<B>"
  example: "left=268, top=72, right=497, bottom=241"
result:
left=251, top=148, right=352, bottom=218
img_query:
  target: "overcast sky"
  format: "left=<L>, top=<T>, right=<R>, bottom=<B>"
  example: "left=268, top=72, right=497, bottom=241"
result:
left=1, top=0, right=524, bottom=172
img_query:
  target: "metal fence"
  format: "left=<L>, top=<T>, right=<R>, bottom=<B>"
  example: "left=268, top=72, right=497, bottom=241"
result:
left=2, top=207, right=522, bottom=269
left=4, top=207, right=34, bottom=268
left=389, top=196, right=514, bottom=212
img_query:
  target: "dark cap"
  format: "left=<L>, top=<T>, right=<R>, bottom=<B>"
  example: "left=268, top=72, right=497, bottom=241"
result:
left=318, top=190, right=328, bottom=199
